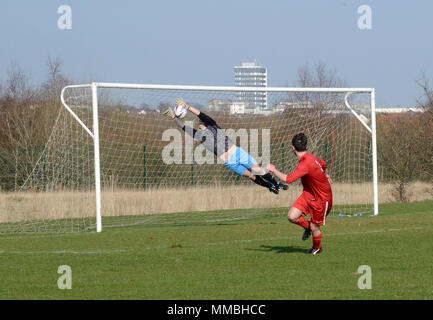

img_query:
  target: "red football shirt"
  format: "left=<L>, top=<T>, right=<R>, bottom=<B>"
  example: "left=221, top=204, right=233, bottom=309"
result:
left=285, top=153, right=332, bottom=202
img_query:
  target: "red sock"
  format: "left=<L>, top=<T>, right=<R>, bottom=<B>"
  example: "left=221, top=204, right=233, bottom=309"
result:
left=312, top=232, right=323, bottom=249
left=295, top=216, right=310, bottom=230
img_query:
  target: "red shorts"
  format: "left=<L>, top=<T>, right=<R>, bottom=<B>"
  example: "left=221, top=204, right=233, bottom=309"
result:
left=292, top=192, right=332, bottom=226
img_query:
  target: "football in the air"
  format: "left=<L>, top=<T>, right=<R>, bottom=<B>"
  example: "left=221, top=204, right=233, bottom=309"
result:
left=174, top=104, right=187, bottom=118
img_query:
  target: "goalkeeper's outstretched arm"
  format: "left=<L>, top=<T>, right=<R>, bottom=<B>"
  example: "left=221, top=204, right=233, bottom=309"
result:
left=175, top=97, right=217, bottom=127
left=176, top=97, right=198, bottom=115
left=163, top=107, right=198, bottom=139
left=175, top=118, right=197, bottom=138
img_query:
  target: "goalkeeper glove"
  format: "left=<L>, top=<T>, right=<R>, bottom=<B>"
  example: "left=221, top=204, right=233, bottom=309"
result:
left=175, top=97, right=190, bottom=110
left=162, top=107, right=175, bottom=119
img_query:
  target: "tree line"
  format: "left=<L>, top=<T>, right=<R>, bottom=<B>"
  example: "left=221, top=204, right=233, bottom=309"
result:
left=0, top=60, right=432, bottom=202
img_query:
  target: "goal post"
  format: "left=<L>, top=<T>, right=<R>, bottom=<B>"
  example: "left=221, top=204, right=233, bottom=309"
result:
left=59, top=83, right=103, bottom=232
left=92, top=83, right=102, bottom=233
left=12, top=82, right=378, bottom=234
left=370, top=88, right=379, bottom=216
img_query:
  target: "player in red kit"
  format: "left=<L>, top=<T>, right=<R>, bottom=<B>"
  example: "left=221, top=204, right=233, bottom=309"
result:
left=267, top=133, right=333, bottom=255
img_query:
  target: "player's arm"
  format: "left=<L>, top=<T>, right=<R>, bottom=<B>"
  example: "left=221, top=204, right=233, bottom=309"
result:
left=175, top=118, right=198, bottom=140
left=267, top=162, right=308, bottom=184
left=163, top=107, right=198, bottom=137
left=176, top=97, right=197, bottom=114
left=318, top=157, right=333, bottom=184
left=325, top=170, right=333, bottom=184
left=267, top=164, right=287, bottom=182
left=175, top=97, right=217, bottom=126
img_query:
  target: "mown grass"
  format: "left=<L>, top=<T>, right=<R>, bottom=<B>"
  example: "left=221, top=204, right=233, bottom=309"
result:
left=0, top=201, right=432, bottom=300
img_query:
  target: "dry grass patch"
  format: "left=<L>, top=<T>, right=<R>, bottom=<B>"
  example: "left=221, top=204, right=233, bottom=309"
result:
left=1, top=182, right=432, bottom=223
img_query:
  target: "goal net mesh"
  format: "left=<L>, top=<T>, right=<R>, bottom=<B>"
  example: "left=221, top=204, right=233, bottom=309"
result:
left=2, top=86, right=374, bottom=233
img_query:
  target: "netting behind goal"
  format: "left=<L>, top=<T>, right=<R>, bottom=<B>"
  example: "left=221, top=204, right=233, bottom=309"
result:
left=2, top=84, right=375, bottom=233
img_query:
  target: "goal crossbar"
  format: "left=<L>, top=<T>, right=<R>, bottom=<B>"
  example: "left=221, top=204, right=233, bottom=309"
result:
left=74, top=82, right=374, bottom=93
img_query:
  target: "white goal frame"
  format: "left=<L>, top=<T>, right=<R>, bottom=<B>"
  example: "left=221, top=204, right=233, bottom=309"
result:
left=60, top=82, right=379, bottom=232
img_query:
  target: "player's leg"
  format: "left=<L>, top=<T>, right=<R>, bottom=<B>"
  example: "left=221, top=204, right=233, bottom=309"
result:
left=290, top=194, right=312, bottom=240
left=307, top=200, right=331, bottom=255
left=249, top=163, right=281, bottom=187
left=243, top=168, right=262, bottom=182
left=239, top=150, right=287, bottom=191
left=249, top=163, right=266, bottom=176
left=224, top=149, right=277, bottom=193
left=246, top=169, right=279, bottom=194
left=287, top=205, right=310, bottom=231
left=250, top=164, right=280, bottom=191
left=308, top=222, right=323, bottom=254
left=226, top=147, right=279, bottom=193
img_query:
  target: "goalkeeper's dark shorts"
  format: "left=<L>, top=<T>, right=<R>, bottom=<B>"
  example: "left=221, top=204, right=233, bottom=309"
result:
left=224, top=146, right=256, bottom=176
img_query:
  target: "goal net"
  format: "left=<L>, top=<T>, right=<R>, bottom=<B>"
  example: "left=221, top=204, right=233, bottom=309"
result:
left=2, top=83, right=378, bottom=233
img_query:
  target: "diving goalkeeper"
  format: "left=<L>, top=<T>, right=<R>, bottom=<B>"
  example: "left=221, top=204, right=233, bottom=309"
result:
left=163, top=98, right=286, bottom=194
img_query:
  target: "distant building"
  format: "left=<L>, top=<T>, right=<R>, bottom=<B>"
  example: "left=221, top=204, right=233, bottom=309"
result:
left=208, top=99, right=232, bottom=112
left=272, top=101, right=314, bottom=113
left=234, top=61, right=268, bottom=111
left=229, top=101, right=246, bottom=114
left=375, top=107, right=423, bottom=113
left=345, top=104, right=423, bottom=115
left=272, top=101, right=423, bottom=116
left=207, top=100, right=246, bottom=115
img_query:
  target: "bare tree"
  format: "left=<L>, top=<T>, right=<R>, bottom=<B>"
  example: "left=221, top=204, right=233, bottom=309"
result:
left=376, top=73, right=433, bottom=202
left=0, top=63, right=40, bottom=189
left=377, top=113, right=422, bottom=202
left=0, top=58, right=69, bottom=191
left=293, top=61, right=348, bottom=108
left=42, top=57, right=69, bottom=104
left=296, top=61, right=348, bottom=88
left=414, top=74, right=433, bottom=184
left=287, top=62, right=350, bottom=180
left=39, top=57, right=70, bottom=139
left=416, top=73, right=433, bottom=109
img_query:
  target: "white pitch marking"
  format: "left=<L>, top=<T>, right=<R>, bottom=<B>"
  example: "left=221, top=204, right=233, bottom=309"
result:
left=0, top=226, right=427, bottom=253
left=0, top=249, right=131, bottom=255
left=135, top=225, right=430, bottom=250
left=0, top=222, right=427, bottom=250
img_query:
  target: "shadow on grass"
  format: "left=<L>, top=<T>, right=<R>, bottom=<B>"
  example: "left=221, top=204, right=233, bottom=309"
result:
left=248, top=245, right=307, bottom=254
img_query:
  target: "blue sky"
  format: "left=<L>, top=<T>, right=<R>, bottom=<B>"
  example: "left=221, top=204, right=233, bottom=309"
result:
left=1, top=0, right=432, bottom=106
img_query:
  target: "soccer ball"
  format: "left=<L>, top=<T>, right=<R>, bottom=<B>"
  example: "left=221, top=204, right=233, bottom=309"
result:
left=174, top=104, right=187, bottom=118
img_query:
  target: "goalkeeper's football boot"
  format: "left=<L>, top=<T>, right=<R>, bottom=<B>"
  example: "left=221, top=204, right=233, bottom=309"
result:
left=255, top=175, right=279, bottom=194
left=254, top=175, right=279, bottom=194
left=302, top=228, right=311, bottom=241
left=261, top=173, right=280, bottom=190
left=307, top=247, right=322, bottom=255
left=267, top=183, right=279, bottom=195
left=277, top=182, right=289, bottom=190
left=253, top=175, right=267, bottom=187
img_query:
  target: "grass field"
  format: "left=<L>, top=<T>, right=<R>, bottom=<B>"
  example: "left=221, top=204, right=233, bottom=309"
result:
left=0, top=200, right=432, bottom=300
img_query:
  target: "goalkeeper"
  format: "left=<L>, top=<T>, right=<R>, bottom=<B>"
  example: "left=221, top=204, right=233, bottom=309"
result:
left=163, top=98, right=287, bottom=194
